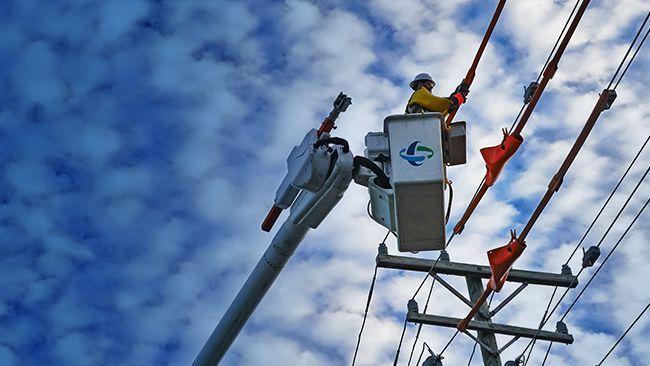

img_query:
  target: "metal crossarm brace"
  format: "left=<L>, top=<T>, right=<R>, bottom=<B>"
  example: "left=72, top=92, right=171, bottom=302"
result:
left=497, top=336, right=520, bottom=354
left=464, top=330, right=498, bottom=355
left=489, top=282, right=528, bottom=317
left=407, top=313, right=574, bottom=344
left=431, top=273, right=474, bottom=308
left=376, top=254, right=578, bottom=288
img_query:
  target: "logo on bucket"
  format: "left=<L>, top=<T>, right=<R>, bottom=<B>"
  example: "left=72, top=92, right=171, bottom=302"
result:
left=399, top=141, right=434, bottom=166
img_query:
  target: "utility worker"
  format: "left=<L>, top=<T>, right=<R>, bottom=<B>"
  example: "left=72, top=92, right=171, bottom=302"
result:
left=405, top=73, right=469, bottom=114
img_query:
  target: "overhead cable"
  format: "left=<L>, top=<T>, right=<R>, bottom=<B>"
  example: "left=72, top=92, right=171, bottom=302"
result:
left=524, top=135, right=649, bottom=363
left=595, top=302, right=650, bottom=366
left=541, top=196, right=649, bottom=362
left=351, top=230, right=390, bottom=366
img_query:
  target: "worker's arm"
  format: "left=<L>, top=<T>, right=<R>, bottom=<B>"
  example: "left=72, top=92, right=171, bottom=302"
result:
left=406, top=87, right=452, bottom=113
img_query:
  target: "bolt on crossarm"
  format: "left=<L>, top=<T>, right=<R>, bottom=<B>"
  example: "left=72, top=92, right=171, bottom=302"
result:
left=452, top=0, right=593, bottom=236
left=457, top=87, right=615, bottom=332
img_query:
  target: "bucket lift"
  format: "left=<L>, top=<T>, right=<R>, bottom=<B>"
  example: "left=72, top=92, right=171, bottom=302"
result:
left=194, top=95, right=469, bottom=365
left=363, top=112, right=466, bottom=252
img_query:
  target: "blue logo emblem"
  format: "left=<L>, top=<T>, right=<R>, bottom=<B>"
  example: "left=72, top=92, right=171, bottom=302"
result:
left=399, top=141, right=434, bottom=166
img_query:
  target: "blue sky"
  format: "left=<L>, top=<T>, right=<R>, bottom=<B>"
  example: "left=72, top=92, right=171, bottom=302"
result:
left=0, top=0, right=649, bottom=365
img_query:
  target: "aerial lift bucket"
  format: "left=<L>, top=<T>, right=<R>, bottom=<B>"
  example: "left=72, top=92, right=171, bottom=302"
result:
left=385, top=113, right=447, bottom=252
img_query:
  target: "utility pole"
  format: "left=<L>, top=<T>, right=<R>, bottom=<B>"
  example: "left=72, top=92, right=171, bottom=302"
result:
left=377, top=250, right=576, bottom=365
left=466, top=277, right=501, bottom=366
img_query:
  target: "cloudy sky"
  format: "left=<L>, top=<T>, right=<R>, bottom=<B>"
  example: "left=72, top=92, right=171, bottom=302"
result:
left=1, top=0, right=649, bottom=365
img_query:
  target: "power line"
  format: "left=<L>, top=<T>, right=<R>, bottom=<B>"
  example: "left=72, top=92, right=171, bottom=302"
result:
left=508, top=0, right=582, bottom=133
left=407, top=277, right=437, bottom=366
left=563, top=136, right=649, bottom=266
left=607, top=11, right=650, bottom=89
left=351, top=230, right=390, bottom=366
left=559, top=196, right=649, bottom=322
left=542, top=197, right=649, bottom=363
left=517, top=161, right=650, bottom=361
left=596, top=302, right=650, bottom=365
left=613, top=14, right=650, bottom=89
left=515, top=13, right=650, bottom=357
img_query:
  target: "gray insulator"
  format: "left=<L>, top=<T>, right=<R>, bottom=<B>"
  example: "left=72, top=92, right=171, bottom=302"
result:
left=603, top=89, right=617, bottom=110
left=423, top=355, right=443, bottom=366
left=582, top=246, right=601, bottom=268
left=523, top=81, right=540, bottom=104
left=407, top=299, right=419, bottom=313
left=561, top=264, right=573, bottom=276
left=438, top=249, right=450, bottom=262
left=505, top=358, right=523, bottom=366
left=556, top=320, right=568, bottom=334
left=378, top=243, right=388, bottom=255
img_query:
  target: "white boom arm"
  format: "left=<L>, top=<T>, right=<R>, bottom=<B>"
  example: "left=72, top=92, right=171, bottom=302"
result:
left=193, top=136, right=354, bottom=365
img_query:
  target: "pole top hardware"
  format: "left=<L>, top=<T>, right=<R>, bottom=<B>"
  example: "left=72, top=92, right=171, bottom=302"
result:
left=603, top=89, right=617, bottom=110
left=408, top=299, right=419, bottom=313
left=582, top=246, right=601, bottom=268
left=523, top=81, right=540, bottom=104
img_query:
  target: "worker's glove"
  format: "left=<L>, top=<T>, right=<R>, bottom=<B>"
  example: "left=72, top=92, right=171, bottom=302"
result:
left=447, top=92, right=465, bottom=112
left=454, top=81, right=470, bottom=99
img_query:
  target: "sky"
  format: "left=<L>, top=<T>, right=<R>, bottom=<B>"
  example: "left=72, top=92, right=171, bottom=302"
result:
left=0, top=0, right=649, bottom=365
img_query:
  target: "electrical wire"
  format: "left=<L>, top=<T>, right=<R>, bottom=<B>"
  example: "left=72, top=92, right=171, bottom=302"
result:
left=563, top=136, right=649, bottom=265
left=393, top=317, right=410, bottom=366
left=542, top=196, right=649, bottom=361
left=518, top=17, right=650, bottom=355
left=415, top=342, right=434, bottom=366
left=439, top=329, right=460, bottom=357
left=507, top=0, right=581, bottom=133
left=517, top=162, right=650, bottom=361
left=410, top=234, right=456, bottom=299
left=351, top=230, right=391, bottom=366
left=607, top=11, right=650, bottom=90
left=560, top=196, right=649, bottom=322
left=407, top=277, right=437, bottom=366
left=526, top=136, right=649, bottom=363
left=595, top=302, right=650, bottom=365
left=613, top=14, right=650, bottom=89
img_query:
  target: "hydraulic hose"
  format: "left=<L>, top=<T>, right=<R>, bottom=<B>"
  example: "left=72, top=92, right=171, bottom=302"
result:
left=353, top=156, right=391, bottom=189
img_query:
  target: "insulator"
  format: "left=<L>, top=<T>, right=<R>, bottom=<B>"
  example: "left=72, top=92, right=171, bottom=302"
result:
left=407, top=299, right=419, bottom=313
left=378, top=243, right=388, bottom=255
left=603, top=89, right=617, bottom=110
left=582, top=246, right=601, bottom=268
left=523, top=81, right=540, bottom=104
left=505, top=358, right=523, bottom=366
left=423, top=355, right=443, bottom=366
left=438, top=249, right=450, bottom=262
left=556, top=320, right=568, bottom=334
left=561, top=264, right=573, bottom=276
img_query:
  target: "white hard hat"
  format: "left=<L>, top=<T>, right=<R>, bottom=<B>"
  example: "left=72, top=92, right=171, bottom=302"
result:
left=410, top=73, right=435, bottom=90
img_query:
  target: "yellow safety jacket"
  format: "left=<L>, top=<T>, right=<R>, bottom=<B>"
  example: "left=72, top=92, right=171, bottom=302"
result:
left=405, top=87, right=452, bottom=114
